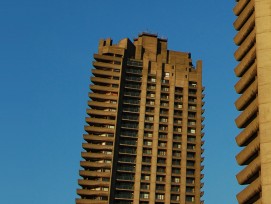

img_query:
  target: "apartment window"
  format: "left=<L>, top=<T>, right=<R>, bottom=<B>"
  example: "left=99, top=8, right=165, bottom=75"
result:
left=144, top=132, right=153, bottom=138
left=144, top=140, right=152, bottom=146
left=141, top=183, right=150, bottom=190
left=158, top=150, right=166, bottom=156
left=156, top=194, right=165, bottom=200
left=143, top=148, right=152, bottom=155
left=142, top=165, right=151, bottom=172
left=172, top=177, right=180, bottom=183
left=186, top=196, right=195, bottom=202
left=158, top=142, right=167, bottom=148
left=156, top=175, right=165, bottom=182
left=156, top=184, right=165, bottom=191
left=141, top=174, right=150, bottom=181
left=172, top=159, right=181, bottom=165
left=140, top=193, right=149, bottom=199
left=171, top=195, right=180, bottom=201
left=160, top=117, right=168, bottom=122
left=165, top=72, right=170, bottom=77
left=159, top=134, right=167, bottom=139
left=157, top=167, right=166, bottom=173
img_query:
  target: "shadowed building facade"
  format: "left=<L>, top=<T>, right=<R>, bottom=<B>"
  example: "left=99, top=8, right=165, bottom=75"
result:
left=76, top=33, right=205, bottom=204
left=233, top=0, right=271, bottom=203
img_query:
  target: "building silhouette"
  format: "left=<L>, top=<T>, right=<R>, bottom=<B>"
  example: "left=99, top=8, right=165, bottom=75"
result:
left=76, top=33, right=205, bottom=204
left=233, top=0, right=271, bottom=203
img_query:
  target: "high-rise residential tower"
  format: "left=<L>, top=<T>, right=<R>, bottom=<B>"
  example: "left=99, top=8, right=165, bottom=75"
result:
left=76, top=33, right=205, bottom=204
left=233, top=0, right=271, bottom=203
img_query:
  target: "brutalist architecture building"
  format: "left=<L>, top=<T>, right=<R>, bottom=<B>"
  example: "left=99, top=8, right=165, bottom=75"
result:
left=76, top=33, right=205, bottom=204
left=233, top=0, right=271, bottom=203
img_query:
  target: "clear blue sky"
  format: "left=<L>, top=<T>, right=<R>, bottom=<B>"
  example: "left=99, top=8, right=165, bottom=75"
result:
left=0, top=1, right=242, bottom=203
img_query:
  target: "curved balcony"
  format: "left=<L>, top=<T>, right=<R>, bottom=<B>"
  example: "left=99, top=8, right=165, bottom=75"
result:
left=233, top=0, right=254, bottom=31
left=92, top=68, right=120, bottom=78
left=81, top=152, right=112, bottom=160
left=78, top=179, right=109, bottom=188
left=236, top=177, right=261, bottom=204
left=94, top=53, right=122, bottom=62
left=234, top=29, right=255, bottom=61
left=84, top=126, right=115, bottom=134
left=236, top=156, right=260, bottom=185
left=90, top=85, right=118, bottom=93
left=77, top=189, right=109, bottom=197
left=235, top=78, right=257, bottom=111
left=89, top=92, right=118, bottom=101
left=91, top=76, right=119, bottom=85
left=234, top=45, right=256, bottom=77
left=235, top=98, right=258, bottom=128
left=82, top=143, right=113, bottom=151
left=234, top=61, right=257, bottom=94
left=79, top=170, right=111, bottom=178
left=76, top=198, right=108, bottom=204
left=235, top=116, right=259, bottom=147
left=93, top=61, right=121, bottom=70
left=234, top=12, right=255, bottom=45
left=80, top=161, right=111, bottom=169
left=85, top=117, right=115, bottom=126
left=83, top=134, right=114, bottom=141
left=236, top=137, right=259, bottom=165
left=233, top=0, right=250, bottom=16
left=87, top=109, right=116, bottom=117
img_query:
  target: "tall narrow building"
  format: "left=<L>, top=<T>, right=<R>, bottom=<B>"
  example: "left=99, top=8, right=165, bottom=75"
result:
left=76, top=33, right=205, bottom=204
left=233, top=0, right=271, bottom=203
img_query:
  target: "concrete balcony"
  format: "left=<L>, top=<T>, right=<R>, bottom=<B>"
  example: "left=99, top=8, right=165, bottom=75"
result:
left=79, top=170, right=111, bottom=178
left=235, top=116, right=259, bottom=147
left=93, top=61, right=121, bottom=70
left=81, top=152, right=112, bottom=160
left=90, top=85, right=118, bottom=93
left=83, top=134, right=114, bottom=142
left=233, top=0, right=250, bottom=16
left=233, top=0, right=254, bottom=31
left=92, top=68, right=120, bottom=77
left=94, top=53, right=122, bottom=62
left=234, top=61, right=257, bottom=94
left=76, top=198, right=108, bottom=204
left=234, top=29, right=255, bottom=61
left=85, top=117, right=115, bottom=125
left=82, top=143, right=113, bottom=151
left=235, top=78, right=257, bottom=111
left=87, top=109, right=116, bottom=117
left=89, top=92, right=118, bottom=101
left=91, top=76, right=119, bottom=85
left=236, top=177, right=261, bottom=204
left=236, top=156, right=260, bottom=185
left=84, top=126, right=115, bottom=134
left=77, top=189, right=109, bottom=197
left=78, top=179, right=110, bottom=188
left=80, top=161, right=111, bottom=169
left=236, top=137, right=259, bottom=165
left=88, top=101, right=117, bottom=109
left=234, top=12, right=255, bottom=45
left=234, top=45, right=256, bottom=77
left=235, top=98, right=258, bottom=128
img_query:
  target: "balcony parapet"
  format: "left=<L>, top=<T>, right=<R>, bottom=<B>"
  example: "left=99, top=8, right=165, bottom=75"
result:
left=235, top=116, right=259, bottom=147
left=236, top=137, right=259, bottom=165
left=235, top=98, right=258, bottom=128
left=233, top=0, right=254, bottom=31
left=236, top=177, right=261, bottom=204
left=234, top=45, right=256, bottom=77
left=236, top=156, right=260, bottom=185
left=235, top=78, right=258, bottom=111
left=234, top=61, right=257, bottom=94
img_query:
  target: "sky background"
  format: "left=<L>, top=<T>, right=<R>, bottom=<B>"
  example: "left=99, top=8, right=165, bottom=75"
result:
left=0, top=1, right=242, bottom=203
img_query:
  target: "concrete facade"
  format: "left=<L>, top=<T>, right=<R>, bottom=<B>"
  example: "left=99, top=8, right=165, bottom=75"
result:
left=233, top=0, right=271, bottom=203
left=76, top=33, right=205, bottom=204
